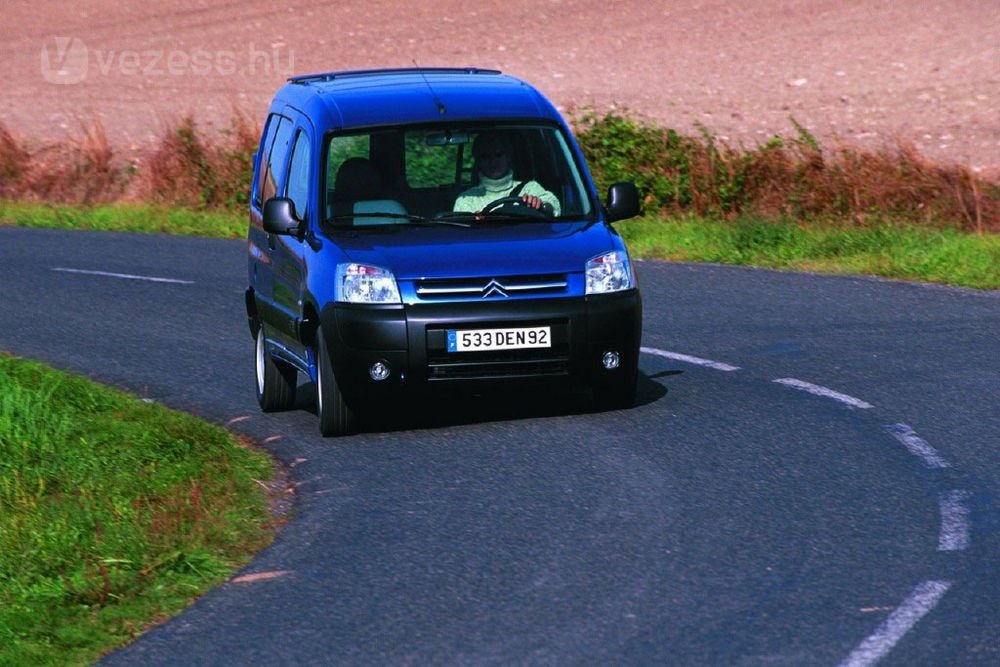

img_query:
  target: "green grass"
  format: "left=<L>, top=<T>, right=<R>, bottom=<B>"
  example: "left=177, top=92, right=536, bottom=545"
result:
left=0, top=353, right=277, bottom=666
left=618, top=215, right=1000, bottom=291
left=0, top=201, right=245, bottom=239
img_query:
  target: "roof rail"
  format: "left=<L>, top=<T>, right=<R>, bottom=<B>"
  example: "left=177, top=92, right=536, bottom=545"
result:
left=288, top=67, right=502, bottom=85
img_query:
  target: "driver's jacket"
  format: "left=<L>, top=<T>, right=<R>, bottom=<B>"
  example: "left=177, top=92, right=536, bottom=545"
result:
left=453, top=171, right=561, bottom=215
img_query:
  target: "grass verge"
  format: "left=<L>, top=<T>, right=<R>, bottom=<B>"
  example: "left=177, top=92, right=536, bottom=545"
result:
left=618, top=215, right=1000, bottom=291
left=0, top=201, right=245, bottom=239
left=0, top=353, right=278, bottom=666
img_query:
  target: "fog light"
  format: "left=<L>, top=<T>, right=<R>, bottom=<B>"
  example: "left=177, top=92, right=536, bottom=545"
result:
left=601, top=351, right=621, bottom=370
left=369, top=361, right=391, bottom=381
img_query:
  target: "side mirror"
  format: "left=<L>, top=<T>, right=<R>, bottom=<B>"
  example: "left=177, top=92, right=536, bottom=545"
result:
left=605, top=182, right=640, bottom=222
left=263, top=197, right=301, bottom=235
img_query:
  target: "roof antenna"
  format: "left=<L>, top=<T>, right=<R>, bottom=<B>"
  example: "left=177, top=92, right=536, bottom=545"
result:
left=413, top=59, right=447, bottom=115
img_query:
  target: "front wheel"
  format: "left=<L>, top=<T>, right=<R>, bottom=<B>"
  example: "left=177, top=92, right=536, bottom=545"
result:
left=316, top=325, right=357, bottom=437
left=255, top=326, right=297, bottom=412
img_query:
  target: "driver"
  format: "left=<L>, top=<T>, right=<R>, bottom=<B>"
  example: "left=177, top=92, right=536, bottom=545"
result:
left=453, top=131, right=561, bottom=216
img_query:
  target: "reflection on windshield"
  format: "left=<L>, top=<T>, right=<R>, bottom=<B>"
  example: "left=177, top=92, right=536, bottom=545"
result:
left=324, top=124, right=593, bottom=227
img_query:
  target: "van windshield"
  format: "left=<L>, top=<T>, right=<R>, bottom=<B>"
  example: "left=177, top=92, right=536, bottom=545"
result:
left=324, top=124, right=594, bottom=226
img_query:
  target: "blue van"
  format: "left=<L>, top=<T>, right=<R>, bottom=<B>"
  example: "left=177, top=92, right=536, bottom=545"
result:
left=246, top=68, right=642, bottom=436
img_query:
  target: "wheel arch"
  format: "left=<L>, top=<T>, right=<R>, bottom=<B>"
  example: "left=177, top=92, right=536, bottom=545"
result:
left=245, top=288, right=260, bottom=337
left=299, top=300, right=321, bottom=349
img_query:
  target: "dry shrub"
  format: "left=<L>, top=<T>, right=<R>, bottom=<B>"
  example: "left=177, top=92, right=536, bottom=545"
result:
left=30, top=122, right=125, bottom=204
left=141, top=114, right=259, bottom=210
left=0, top=114, right=259, bottom=211
left=3, top=112, right=997, bottom=230
left=0, top=120, right=127, bottom=204
left=576, top=113, right=1000, bottom=233
left=0, top=122, right=31, bottom=197
left=746, top=136, right=997, bottom=232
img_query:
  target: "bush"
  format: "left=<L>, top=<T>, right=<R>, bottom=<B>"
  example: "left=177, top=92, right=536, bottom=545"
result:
left=0, top=123, right=31, bottom=195
left=1, top=112, right=997, bottom=233
left=0, top=122, right=127, bottom=205
left=573, top=112, right=999, bottom=233
left=141, top=114, right=258, bottom=210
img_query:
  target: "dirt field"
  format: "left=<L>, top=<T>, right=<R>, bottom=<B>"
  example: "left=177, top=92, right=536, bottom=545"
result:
left=2, top=0, right=998, bottom=174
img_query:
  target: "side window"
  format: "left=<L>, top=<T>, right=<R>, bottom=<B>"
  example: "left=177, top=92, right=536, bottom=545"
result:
left=252, top=115, right=280, bottom=208
left=285, top=131, right=311, bottom=220
left=257, top=114, right=294, bottom=205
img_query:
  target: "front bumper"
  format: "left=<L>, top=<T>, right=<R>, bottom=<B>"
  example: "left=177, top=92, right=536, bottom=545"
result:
left=320, top=291, right=641, bottom=403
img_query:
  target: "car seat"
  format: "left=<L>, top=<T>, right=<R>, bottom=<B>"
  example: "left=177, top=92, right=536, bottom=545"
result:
left=330, top=157, right=407, bottom=225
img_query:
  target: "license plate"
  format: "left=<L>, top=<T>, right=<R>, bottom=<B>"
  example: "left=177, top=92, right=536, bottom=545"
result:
left=447, top=326, right=551, bottom=352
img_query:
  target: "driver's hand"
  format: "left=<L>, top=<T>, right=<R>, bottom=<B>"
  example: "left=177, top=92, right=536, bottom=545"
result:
left=521, top=195, right=543, bottom=209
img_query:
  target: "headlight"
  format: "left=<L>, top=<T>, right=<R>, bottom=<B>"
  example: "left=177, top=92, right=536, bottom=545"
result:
left=585, top=251, right=633, bottom=294
left=336, top=263, right=401, bottom=304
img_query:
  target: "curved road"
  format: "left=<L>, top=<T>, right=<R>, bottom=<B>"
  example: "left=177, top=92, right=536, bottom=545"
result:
left=1, top=227, right=998, bottom=665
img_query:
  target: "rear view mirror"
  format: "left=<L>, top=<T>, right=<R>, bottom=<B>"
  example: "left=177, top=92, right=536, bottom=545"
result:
left=263, top=197, right=301, bottom=235
left=426, top=131, right=470, bottom=146
left=605, top=182, right=640, bottom=222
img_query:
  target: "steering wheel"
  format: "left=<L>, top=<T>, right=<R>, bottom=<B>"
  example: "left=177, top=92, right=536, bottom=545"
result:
left=481, top=195, right=553, bottom=220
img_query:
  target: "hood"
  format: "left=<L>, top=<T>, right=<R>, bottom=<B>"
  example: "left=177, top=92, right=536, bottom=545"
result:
left=328, top=221, right=621, bottom=280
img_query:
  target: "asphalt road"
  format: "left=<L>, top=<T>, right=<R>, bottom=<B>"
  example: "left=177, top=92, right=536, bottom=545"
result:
left=1, top=227, right=998, bottom=665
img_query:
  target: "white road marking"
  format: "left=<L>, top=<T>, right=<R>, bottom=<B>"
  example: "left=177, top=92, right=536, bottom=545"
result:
left=884, top=423, right=950, bottom=469
left=640, top=352, right=956, bottom=662
left=52, top=267, right=194, bottom=284
left=937, top=490, right=972, bottom=552
left=840, top=580, right=952, bottom=667
left=640, top=347, right=741, bottom=371
left=773, top=378, right=874, bottom=409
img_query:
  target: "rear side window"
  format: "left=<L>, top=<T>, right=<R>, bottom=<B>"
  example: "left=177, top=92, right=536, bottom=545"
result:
left=252, top=117, right=279, bottom=207
left=285, top=131, right=311, bottom=219
left=255, top=114, right=294, bottom=206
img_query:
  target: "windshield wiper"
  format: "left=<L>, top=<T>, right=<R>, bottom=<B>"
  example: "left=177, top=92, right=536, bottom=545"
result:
left=327, top=212, right=471, bottom=228
left=327, top=212, right=416, bottom=223
left=427, top=211, right=479, bottom=226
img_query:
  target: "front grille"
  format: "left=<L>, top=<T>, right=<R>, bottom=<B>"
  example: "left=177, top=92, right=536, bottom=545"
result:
left=427, top=353, right=570, bottom=380
left=415, top=274, right=568, bottom=300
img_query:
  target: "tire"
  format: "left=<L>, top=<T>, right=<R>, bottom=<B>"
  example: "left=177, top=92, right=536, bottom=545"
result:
left=255, top=325, right=297, bottom=412
left=316, top=325, right=357, bottom=437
